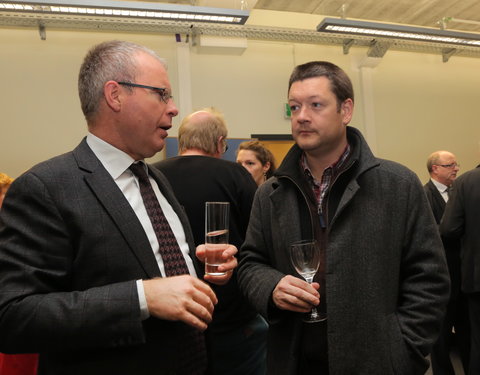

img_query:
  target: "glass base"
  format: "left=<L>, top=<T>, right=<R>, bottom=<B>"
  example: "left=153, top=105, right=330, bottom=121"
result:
left=303, top=309, right=327, bottom=323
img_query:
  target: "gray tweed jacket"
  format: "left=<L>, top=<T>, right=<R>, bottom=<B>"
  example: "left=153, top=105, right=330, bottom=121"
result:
left=238, top=127, right=450, bottom=375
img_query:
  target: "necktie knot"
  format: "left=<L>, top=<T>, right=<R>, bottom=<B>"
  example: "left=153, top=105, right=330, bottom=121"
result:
left=129, top=162, right=149, bottom=183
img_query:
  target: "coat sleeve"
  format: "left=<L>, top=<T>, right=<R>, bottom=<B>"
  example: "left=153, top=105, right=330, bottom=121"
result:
left=237, top=183, right=287, bottom=320
left=0, top=171, right=145, bottom=353
left=396, top=175, right=451, bottom=369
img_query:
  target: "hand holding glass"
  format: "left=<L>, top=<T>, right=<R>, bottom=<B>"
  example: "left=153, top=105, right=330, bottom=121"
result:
left=205, top=202, right=230, bottom=276
left=290, top=240, right=326, bottom=322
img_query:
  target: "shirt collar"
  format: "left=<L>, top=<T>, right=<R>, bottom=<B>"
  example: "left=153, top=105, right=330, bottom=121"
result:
left=301, top=144, right=351, bottom=181
left=86, top=132, right=137, bottom=180
left=431, top=178, right=449, bottom=194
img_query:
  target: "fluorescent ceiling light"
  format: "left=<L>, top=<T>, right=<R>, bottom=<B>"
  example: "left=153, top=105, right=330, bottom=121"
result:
left=0, top=0, right=249, bottom=24
left=317, top=17, right=480, bottom=47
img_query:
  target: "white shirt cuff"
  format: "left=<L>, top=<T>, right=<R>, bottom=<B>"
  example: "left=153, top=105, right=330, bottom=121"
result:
left=136, top=279, right=150, bottom=320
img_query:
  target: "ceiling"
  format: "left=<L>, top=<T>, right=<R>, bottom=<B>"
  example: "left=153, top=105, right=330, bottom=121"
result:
left=253, top=0, right=480, bottom=32
left=160, top=0, right=480, bottom=32
left=2, top=0, right=480, bottom=59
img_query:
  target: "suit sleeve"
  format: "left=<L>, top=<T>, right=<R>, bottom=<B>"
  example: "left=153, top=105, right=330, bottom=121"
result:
left=0, top=172, right=145, bottom=353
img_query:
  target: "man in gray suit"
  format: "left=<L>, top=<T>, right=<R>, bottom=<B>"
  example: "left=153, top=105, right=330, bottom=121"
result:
left=0, top=40, right=236, bottom=375
left=237, top=61, right=450, bottom=375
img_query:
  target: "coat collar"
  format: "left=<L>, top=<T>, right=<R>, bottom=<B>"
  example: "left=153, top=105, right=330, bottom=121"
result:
left=274, top=126, right=379, bottom=183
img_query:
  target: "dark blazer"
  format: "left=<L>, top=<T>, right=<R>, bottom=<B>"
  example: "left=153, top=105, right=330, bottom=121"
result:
left=441, top=167, right=480, bottom=294
left=424, top=180, right=461, bottom=294
left=424, top=180, right=446, bottom=224
left=0, top=138, right=202, bottom=375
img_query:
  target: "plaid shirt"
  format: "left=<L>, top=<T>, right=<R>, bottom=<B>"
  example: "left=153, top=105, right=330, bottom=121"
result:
left=301, top=144, right=351, bottom=217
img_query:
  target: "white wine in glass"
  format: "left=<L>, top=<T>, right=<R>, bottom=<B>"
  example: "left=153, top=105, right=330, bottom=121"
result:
left=290, top=240, right=326, bottom=323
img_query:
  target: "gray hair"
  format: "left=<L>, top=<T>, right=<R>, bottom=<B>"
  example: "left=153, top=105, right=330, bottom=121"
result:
left=78, top=40, right=166, bottom=123
left=178, top=107, right=228, bottom=155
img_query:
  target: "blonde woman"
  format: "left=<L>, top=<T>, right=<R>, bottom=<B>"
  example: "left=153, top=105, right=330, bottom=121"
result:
left=0, top=173, right=13, bottom=208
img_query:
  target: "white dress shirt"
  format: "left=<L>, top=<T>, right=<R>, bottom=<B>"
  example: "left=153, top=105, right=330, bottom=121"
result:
left=431, top=178, right=449, bottom=202
left=86, top=133, right=197, bottom=318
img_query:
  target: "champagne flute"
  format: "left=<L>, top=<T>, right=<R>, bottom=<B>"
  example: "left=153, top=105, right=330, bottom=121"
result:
left=290, top=240, right=326, bottom=323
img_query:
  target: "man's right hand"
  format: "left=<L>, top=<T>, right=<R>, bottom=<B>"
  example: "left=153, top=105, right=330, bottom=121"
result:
left=272, top=275, right=320, bottom=313
left=143, top=276, right=217, bottom=331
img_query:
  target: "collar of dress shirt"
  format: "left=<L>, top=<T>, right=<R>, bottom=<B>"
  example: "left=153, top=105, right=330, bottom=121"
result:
left=86, top=132, right=136, bottom=180
left=431, top=178, right=449, bottom=194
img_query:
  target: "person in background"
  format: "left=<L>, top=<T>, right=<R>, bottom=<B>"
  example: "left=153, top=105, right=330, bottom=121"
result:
left=0, top=172, right=39, bottom=375
left=440, top=165, right=480, bottom=375
left=237, top=61, right=450, bottom=375
left=424, top=151, right=469, bottom=375
left=0, top=173, right=13, bottom=209
left=153, top=107, right=267, bottom=375
left=236, top=140, right=276, bottom=186
left=0, top=40, right=237, bottom=375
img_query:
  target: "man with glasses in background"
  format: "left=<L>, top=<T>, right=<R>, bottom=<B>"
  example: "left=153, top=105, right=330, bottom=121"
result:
left=424, top=151, right=469, bottom=375
left=0, top=40, right=237, bottom=375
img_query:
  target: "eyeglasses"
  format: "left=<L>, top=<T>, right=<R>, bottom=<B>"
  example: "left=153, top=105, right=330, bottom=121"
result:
left=117, top=82, right=173, bottom=104
left=223, top=140, right=229, bottom=154
left=436, top=163, right=460, bottom=169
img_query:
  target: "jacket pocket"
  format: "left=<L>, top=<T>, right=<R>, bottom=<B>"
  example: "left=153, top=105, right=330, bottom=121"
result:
left=387, top=313, right=429, bottom=375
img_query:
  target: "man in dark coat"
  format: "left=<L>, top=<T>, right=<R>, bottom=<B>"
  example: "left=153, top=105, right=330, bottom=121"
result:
left=424, top=150, right=469, bottom=375
left=238, top=61, right=450, bottom=375
left=441, top=166, right=480, bottom=374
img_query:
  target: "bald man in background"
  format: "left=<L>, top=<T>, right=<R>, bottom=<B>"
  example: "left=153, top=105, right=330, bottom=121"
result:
left=153, top=107, right=267, bottom=375
left=424, top=151, right=469, bottom=375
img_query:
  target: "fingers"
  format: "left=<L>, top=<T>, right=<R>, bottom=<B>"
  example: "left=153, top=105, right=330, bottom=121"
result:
left=191, top=276, right=218, bottom=307
left=195, top=245, right=206, bottom=263
left=143, top=276, right=218, bottom=330
left=217, top=252, right=237, bottom=273
left=195, top=244, right=237, bottom=265
left=272, top=275, right=320, bottom=312
left=221, top=244, right=238, bottom=259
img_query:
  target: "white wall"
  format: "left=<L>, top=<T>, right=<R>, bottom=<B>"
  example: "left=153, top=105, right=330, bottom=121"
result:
left=1, top=9, right=480, bottom=182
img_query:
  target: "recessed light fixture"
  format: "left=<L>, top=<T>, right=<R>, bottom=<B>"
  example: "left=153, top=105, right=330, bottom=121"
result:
left=0, top=0, right=250, bottom=24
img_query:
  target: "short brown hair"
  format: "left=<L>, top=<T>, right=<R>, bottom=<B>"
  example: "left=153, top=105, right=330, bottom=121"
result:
left=288, top=61, right=354, bottom=110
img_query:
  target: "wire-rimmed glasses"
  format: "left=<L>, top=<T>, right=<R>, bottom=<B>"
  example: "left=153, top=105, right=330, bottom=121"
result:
left=117, top=81, right=173, bottom=103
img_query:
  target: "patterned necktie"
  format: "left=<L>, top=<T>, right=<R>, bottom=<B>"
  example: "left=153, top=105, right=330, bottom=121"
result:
left=129, top=162, right=189, bottom=276
left=129, top=163, right=207, bottom=374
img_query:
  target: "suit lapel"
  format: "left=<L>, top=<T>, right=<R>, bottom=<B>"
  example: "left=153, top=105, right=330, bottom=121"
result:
left=73, top=139, right=161, bottom=278
left=428, top=181, right=446, bottom=220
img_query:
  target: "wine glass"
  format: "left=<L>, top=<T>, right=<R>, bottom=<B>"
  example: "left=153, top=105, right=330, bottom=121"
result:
left=290, top=240, right=326, bottom=323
